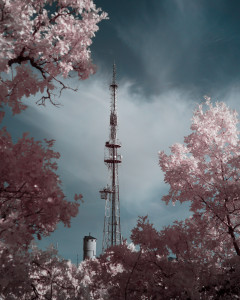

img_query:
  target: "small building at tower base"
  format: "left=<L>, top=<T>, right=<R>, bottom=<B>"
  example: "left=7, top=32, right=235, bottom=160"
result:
left=83, top=234, right=97, bottom=260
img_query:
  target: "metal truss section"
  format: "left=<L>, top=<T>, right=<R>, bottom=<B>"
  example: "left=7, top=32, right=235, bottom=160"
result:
left=100, top=64, right=122, bottom=252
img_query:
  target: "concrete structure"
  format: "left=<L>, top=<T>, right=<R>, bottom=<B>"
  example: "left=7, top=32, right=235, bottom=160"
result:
left=83, top=234, right=97, bottom=260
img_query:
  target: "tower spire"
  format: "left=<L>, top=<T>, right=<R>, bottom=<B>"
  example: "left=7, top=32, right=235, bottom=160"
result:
left=112, top=62, right=116, bottom=85
left=111, top=62, right=117, bottom=112
left=100, top=64, right=122, bottom=252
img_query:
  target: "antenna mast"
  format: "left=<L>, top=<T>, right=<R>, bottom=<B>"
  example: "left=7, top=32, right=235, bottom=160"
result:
left=100, top=63, right=122, bottom=252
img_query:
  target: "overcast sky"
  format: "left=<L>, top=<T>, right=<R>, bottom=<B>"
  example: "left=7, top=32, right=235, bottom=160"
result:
left=4, top=0, right=240, bottom=263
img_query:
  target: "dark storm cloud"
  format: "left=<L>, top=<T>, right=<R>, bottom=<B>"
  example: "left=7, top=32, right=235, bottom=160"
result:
left=93, top=0, right=240, bottom=98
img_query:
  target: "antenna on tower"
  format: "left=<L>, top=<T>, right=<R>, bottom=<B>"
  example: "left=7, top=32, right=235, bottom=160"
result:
left=112, top=61, right=116, bottom=85
left=100, top=63, right=122, bottom=252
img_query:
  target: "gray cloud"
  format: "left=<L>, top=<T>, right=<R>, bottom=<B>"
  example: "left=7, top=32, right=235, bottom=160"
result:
left=93, top=0, right=240, bottom=98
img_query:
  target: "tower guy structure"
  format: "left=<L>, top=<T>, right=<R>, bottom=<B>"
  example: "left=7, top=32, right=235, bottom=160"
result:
left=100, top=64, right=122, bottom=252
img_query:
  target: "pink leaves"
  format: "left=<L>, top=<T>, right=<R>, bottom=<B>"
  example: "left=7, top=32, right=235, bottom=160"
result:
left=0, top=0, right=108, bottom=115
left=131, top=216, right=164, bottom=252
left=0, top=1, right=106, bottom=296
left=0, top=128, right=82, bottom=249
left=0, top=244, right=90, bottom=298
left=0, top=111, right=5, bottom=123
left=159, top=99, right=240, bottom=256
left=191, top=100, right=239, bottom=151
left=74, top=193, right=84, bottom=202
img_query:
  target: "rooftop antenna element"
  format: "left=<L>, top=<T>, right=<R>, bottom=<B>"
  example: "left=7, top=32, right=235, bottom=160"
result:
left=100, top=63, right=122, bottom=252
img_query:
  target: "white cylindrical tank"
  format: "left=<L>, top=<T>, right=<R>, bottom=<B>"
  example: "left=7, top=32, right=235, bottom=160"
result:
left=83, top=234, right=97, bottom=260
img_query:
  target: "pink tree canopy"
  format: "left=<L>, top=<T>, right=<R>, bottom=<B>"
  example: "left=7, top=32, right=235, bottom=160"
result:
left=0, top=1, right=107, bottom=297
left=0, top=127, right=81, bottom=249
left=159, top=100, right=240, bottom=256
left=0, top=244, right=93, bottom=299
left=84, top=214, right=240, bottom=299
left=0, top=0, right=107, bottom=115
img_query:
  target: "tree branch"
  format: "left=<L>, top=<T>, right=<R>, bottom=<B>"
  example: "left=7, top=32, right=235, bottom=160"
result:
left=125, top=249, right=142, bottom=300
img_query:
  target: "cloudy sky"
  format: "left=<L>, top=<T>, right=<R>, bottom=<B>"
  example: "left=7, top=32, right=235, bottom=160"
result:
left=4, top=0, right=240, bottom=263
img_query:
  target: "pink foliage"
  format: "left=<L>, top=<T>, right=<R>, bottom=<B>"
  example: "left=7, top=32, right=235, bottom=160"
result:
left=159, top=100, right=240, bottom=256
left=0, top=244, right=94, bottom=299
left=84, top=215, right=240, bottom=299
left=0, top=127, right=80, bottom=249
left=0, top=0, right=107, bottom=114
left=0, top=1, right=107, bottom=297
left=0, top=126, right=84, bottom=298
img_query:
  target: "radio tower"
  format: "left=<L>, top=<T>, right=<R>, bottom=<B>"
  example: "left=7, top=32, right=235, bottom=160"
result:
left=100, top=63, right=122, bottom=252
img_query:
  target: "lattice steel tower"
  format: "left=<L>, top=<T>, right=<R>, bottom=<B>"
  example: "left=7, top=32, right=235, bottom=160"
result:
left=100, top=64, right=122, bottom=252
